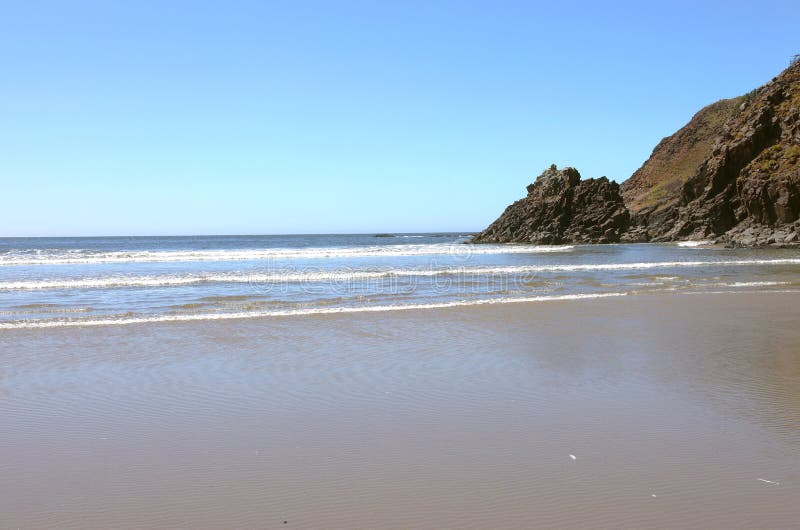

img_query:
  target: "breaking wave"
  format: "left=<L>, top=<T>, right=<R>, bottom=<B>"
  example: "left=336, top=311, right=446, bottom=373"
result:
left=677, top=240, right=714, bottom=247
left=4, top=258, right=800, bottom=290
left=0, top=292, right=627, bottom=329
left=0, top=244, right=575, bottom=266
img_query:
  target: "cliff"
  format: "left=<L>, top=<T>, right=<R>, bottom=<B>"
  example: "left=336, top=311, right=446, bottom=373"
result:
left=626, top=58, right=800, bottom=245
left=620, top=97, right=743, bottom=216
left=475, top=59, right=800, bottom=247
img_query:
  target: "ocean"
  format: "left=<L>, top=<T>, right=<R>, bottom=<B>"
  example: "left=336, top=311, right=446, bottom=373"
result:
left=1, top=233, right=800, bottom=329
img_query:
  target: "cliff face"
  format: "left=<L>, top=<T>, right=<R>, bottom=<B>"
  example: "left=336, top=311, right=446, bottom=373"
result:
left=475, top=60, right=800, bottom=247
left=627, top=59, right=800, bottom=245
left=472, top=165, right=633, bottom=244
left=620, top=97, right=743, bottom=215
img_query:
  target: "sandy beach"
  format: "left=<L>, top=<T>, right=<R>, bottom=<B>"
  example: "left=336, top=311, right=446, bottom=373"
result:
left=1, top=291, right=798, bottom=528
left=5, top=2, right=800, bottom=527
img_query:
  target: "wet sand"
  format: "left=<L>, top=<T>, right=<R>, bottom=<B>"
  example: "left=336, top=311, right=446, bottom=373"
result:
left=1, top=292, right=799, bottom=529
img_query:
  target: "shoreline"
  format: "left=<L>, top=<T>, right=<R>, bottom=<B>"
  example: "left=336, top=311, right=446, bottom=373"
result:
left=1, top=288, right=799, bottom=331
left=467, top=237, right=800, bottom=249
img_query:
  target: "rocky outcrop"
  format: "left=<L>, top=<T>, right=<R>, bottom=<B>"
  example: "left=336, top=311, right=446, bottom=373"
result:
left=625, top=59, right=800, bottom=246
left=475, top=59, right=800, bottom=247
left=472, top=165, right=635, bottom=244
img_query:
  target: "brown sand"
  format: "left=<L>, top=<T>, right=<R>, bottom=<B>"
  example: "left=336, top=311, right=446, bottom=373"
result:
left=1, top=292, right=798, bottom=528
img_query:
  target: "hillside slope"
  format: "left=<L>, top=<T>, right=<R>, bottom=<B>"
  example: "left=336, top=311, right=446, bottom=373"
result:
left=621, top=97, right=743, bottom=215
left=629, top=59, right=800, bottom=245
left=474, top=60, right=800, bottom=247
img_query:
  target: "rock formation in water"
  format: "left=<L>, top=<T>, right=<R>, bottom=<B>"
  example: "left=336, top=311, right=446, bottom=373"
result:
left=475, top=58, right=800, bottom=246
left=471, top=165, right=633, bottom=244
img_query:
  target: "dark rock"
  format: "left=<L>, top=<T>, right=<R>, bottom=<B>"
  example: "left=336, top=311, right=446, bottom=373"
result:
left=472, top=165, right=640, bottom=244
left=621, top=97, right=743, bottom=216
left=474, top=60, right=800, bottom=248
left=624, top=59, right=800, bottom=246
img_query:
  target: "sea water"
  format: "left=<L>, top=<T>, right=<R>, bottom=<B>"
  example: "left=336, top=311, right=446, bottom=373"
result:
left=1, top=233, right=799, bottom=328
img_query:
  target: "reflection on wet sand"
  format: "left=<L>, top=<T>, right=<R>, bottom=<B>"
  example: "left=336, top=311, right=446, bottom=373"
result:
left=0, top=292, right=798, bottom=528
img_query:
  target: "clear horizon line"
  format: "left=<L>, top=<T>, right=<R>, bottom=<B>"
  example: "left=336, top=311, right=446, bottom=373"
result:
left=0, top=230, right=482, bottom=239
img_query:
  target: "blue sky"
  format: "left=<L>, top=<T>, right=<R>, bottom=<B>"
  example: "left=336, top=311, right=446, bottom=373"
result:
left=1, top=1, right=798, bottom=236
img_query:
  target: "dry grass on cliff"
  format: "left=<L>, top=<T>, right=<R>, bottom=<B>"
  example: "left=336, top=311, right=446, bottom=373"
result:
left=622, top=96, right=743, bottom=213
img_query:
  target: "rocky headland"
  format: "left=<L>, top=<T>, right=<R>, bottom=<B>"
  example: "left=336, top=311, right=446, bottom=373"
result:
left=474, top=58, right=800, bottom=247
left=471, top=165, right=633, bottom=244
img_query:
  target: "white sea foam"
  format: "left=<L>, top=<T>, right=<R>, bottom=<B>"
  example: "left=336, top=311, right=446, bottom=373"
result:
left=677, top=240, right=713, bottom=247
left=0, top=244, right=575, bottom=266
left=0, top=271, right=394, bottom=290
left=0, top=292, right=627, bottom=329
left=3, top=258, right=800, bottom=290
left=712, top=281, right=790, bottom=288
